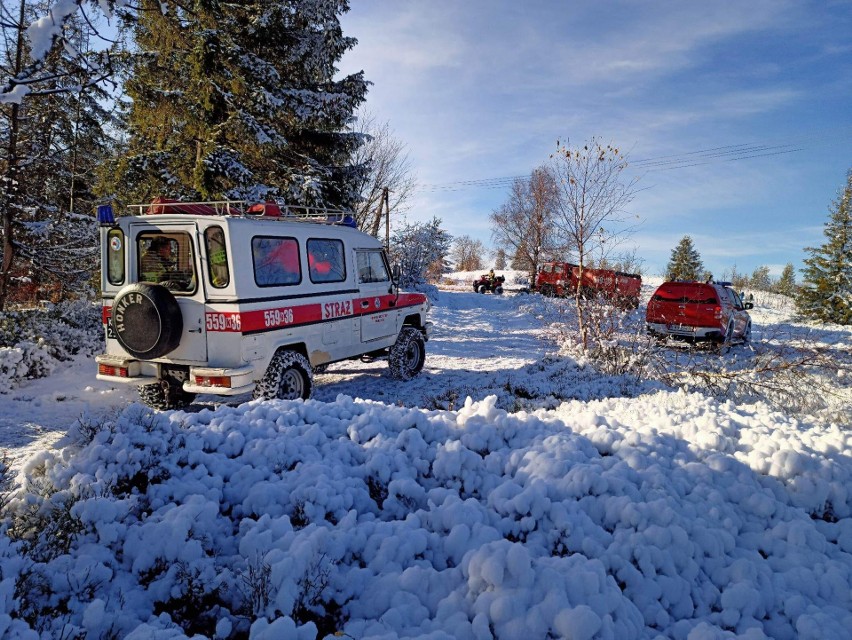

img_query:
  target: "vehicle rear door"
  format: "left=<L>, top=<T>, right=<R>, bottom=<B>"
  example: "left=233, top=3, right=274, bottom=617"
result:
left=678, top=284, right=719, bottom=328
left=129, top=222, right=208, bottom=362
left=355, top=249, right=397, bottom=343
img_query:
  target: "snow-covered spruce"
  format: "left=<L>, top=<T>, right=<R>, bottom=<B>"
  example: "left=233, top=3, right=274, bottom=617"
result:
left=3, top=391, right=852, bottom=639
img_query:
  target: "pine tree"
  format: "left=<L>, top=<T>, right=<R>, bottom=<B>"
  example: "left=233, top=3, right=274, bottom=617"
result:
left=494, top=248, right=507, bottom=270
left=750, top=265, right=772, bottom=292
left=775, top=263, right=796, bottom=297
left=1, top=1, right=121, bottom=307
left=665, top=236, right=704, bottom=281
left=108, top=0, right=368, bottom=207
left=389, top=218, right=452, bottom=288
left=796, top=170, right=852, bottom=324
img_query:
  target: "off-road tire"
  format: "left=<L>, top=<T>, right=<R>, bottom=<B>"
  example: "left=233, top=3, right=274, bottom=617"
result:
left=388, top=327, right=426, bottom=380
left=477, top=284, right=487, bottom=294
left=494, top=286, right=504, bottom=295
left=253, top=351, right=313, bottom=401
left=111, top=283, right=183, bottom=359
left=539, top=284, right=554, bottom=298
left=138, top=381, right=195, bottom=411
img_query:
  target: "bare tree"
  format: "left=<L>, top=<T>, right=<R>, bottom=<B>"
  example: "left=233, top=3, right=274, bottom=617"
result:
left=451, top=235, right=486, bottom=271
left=349, top=110, right=417, bottom=239
left=550, top=138, right=639, bottom=348
left=490, top=166, right=559, bottom=284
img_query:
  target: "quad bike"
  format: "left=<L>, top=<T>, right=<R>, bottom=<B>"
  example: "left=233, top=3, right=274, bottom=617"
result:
left=472, top=273, right=505, bottom=294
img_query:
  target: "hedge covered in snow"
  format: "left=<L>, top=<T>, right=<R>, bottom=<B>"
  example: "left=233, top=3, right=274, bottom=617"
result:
left=1, top=391, right=851, bottom=639
left=0, top=300, right=102, bottom=393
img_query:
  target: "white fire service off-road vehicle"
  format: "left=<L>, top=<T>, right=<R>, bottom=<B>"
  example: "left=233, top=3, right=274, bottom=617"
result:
left=95, top=199, right=432, bottom=409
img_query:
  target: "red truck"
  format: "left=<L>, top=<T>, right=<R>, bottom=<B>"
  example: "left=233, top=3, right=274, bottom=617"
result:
left=533, top=261, right=642, bottom=308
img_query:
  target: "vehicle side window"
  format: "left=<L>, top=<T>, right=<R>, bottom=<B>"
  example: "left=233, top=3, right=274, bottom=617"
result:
left=357, top=250, right=390, bottom=283
left=137, top=232, right=196, bottom=294
left=252, top=236, right=301, bottom=287
left=541, top=264, right=552, bottom=273
left=107, top=228, right=125, bottom=285
left=553, top=265, right=562, bottom=274
left=727, top=288, right=743, bottom=308
left=307, top=238, right=346, bottom=283
left=205, top=227, right=230, bottom=288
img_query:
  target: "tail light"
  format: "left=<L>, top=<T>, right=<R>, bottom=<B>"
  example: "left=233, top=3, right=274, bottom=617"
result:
left=195, top=375, right=232, bottom=388
left=713, top=305, right=722, bottom=319
left=98, top=363, right=128, bottom=377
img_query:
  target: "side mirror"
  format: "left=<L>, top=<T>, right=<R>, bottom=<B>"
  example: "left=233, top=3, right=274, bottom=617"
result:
left=744, top=302, right=754, bottom=310
left=392, top=263, right=401, bottom=282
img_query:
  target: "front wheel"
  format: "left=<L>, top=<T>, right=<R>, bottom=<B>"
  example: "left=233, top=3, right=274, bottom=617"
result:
left=254, top=351, right=313, bottom=401
left=389, top=327, right=426, bottom=380
left=494, top=286, right=504, bottom=295
left=742, top=321, right=752, bottom=343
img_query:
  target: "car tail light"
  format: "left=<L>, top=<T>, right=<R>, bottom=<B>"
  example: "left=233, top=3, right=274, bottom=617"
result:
left=713, top=305, right=722, bottom=319
left=195, top=375, right=232, bottom=388
left=98, top=363, right=128, bottom=377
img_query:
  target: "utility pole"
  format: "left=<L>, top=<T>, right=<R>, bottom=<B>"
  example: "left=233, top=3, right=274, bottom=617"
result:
left=383, top=186, right=390, bottom=250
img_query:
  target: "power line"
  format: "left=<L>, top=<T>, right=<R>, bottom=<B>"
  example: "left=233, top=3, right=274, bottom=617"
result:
left=416, top=127, right=852, bottom=192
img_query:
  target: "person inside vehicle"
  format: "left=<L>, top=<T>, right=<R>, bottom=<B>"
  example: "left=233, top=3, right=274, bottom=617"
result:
left=141, top=237, right=193, bottom=290
left=488, top=268, right=495, bottom=284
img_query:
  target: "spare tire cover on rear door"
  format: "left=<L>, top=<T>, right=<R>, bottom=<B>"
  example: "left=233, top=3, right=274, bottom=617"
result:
left=111, top=283, right=183, bottom=359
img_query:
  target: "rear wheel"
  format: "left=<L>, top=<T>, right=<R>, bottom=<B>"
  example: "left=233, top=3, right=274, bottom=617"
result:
left=540, top=284, right=554, bottom=297
left=477, top=284, right=487, bottom=294
left=254, top=351, right=313, bottom=401
left=389, top=327, right=426, bottom=380
left=138, top=380, right=195, bottom=411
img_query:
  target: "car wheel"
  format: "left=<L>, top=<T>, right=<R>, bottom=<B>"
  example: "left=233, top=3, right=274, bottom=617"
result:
left=477, top=284, right=487, bottom=294
left=721, top=320, right=736, bottom=346
left=253, top=351, right=313, bottom=401
left=138, top=380, right=195, bottom=410
left=389, top=327, right=426, bottom=380
left=743, top=321, right=752, bottom=343
left=540, top=284, right=554, bottom=298
left=494, top=286, right=504, bottom=295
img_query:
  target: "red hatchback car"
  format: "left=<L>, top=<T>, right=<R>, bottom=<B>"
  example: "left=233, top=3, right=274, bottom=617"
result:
left=646, top=281, right=753, bottom=343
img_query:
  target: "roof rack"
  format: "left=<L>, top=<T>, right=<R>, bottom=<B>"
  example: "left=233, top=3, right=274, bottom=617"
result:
left=126, top=198, right=357, bottom=227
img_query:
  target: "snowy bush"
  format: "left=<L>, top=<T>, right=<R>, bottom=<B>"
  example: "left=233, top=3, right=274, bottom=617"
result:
left=2, top=393, right=852, bottom=638
left=0, top=300, right=102, bottom=393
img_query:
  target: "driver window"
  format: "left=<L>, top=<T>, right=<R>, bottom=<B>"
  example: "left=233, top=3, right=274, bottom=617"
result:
left=357, top=250, right=390, bottom=284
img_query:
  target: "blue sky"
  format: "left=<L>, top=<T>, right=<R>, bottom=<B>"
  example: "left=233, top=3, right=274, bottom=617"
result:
left=338, top=0, right=851, bottom=278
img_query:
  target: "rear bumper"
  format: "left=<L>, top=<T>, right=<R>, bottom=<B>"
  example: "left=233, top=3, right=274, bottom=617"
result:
left=646, top=322, right=721, bottom=340
left=96, top=354, right=255, bottom=395
left=183, top=365, right=256, bottom=395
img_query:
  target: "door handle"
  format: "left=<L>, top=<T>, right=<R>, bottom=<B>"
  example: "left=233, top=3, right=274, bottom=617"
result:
left=188, top=328, right=202, bottom=334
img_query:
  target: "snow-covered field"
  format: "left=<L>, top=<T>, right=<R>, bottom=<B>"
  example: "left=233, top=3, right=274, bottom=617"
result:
left=1, top=281, right=852, bottom=639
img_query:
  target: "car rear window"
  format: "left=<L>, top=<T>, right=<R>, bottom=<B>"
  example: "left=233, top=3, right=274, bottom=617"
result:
left=653, top=286, right=717, bottom=304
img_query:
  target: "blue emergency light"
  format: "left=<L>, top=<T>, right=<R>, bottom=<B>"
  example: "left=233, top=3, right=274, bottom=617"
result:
left=97, top=204, right=115, bottom=225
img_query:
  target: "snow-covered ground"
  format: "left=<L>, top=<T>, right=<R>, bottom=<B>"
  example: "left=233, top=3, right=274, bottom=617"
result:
left=1, top=283, right=852, bottom=639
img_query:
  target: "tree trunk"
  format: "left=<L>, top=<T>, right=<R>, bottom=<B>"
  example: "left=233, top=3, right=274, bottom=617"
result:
left=0, top=0, right=27, bottom=311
